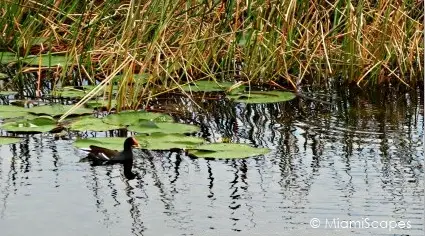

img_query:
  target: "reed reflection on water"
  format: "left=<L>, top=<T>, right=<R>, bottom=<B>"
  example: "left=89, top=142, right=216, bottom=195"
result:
left=0, top=87, right=423, bottom=236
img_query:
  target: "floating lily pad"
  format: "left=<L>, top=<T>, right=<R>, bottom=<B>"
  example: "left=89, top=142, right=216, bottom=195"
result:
left=188, top=143, right=270, bottom=159
left=28, top=104, right=93, bottom=117
left=0, top=111, right=31, bottom=119
left=21, top=54, right=71, bottom=67
left=0, top=105, right=28, bottom=112
left=50, top=87, right=88, bottom=98
left=74, top=137, right=128, bottom=151
left=0, top=137, right=23, bottom=145
left=0, top=52, right=17, bottom=64
left=69, top=117, right=122, bottom=132
left=0, top=105, right=30, bottom=119
left=74, top=134, right=204, bottom=152
left=135, top=133, right=204, bottom=150
left=52, top=85, right=113, bottom=99
left=128, top=121, right=200, bottom=134
left=102, top=111, right=173, bottom=126
left=86, top=100, right=117, bottom=109
left=182, top=80, right=240, bottom=92
left=1, top=116, right=57, bottom=133
left=227, top=91, right=296, bottom=104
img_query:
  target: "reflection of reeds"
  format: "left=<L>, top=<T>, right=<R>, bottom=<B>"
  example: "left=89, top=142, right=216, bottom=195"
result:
left=171, top=85, right=422, bottom=157
left=0, top=86, right=422, bottom=234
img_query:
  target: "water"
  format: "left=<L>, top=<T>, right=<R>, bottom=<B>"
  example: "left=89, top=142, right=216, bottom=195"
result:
left=0, top=87, right=423, bottom=236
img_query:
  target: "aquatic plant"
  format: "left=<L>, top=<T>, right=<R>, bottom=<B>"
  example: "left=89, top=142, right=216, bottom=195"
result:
left=0, top=0, right=422, bottom=114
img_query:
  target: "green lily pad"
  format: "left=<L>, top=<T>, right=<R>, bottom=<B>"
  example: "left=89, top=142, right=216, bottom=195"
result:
left=28, top=104, right=93, bottom=117
left=0, top=105, right=28, bottom=112
left=0, top=111, right=30, bottom=119
left=128, top=121, right=200, bottom=134
left=188, top=143, right=270, bottom=159
left=0, top=137, right=23, bottom=145
left=74, top=134, right=204, bottom=152
left=0, top=105, right=32, bottom=119
left=1, top=116, right=57, bottom=133
left=69, top=117, right=122, bottom=132
left=135, top=133, right=205, bottom=150
left=0, top=52, right=18, bottom=64
left=21, top=54, right=71, bottom=67
left=50, top=87, right=88, bottom=98
left=102, top=111, right=173, bottom=126
left=182, top=80, right=240, bottom=92
left=51, top=85, right=108, bottom=99
left=227, top=91, right=296, bottom=104
left=74, top=137, right=128, bottom=151
left=86, top=100, right=117, bottom=109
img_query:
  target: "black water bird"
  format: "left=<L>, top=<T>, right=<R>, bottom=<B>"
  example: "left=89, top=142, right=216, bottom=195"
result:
left=81, top=137, right=140, bottom=179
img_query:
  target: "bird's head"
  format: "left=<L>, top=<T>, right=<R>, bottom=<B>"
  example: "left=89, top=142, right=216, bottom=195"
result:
left=124, top=137, right=140, bottom=150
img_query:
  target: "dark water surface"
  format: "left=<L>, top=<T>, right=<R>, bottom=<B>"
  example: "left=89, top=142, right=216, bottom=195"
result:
left=0, top=87, right=423, bottom=236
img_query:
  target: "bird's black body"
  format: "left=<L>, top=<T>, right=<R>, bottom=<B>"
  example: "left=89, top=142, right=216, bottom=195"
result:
left=83, top=137, right=139, bottom=179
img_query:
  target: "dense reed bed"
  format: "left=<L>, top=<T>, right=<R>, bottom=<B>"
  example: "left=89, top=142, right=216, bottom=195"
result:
left=0, top=0, right=423, bottom=111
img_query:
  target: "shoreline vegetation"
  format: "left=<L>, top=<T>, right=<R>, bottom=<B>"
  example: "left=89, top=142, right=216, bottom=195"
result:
left=0, top=0, right=423, bottom=115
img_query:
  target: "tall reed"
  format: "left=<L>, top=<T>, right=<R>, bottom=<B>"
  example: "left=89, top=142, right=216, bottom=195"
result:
left=0, top=0, right=423, bottom=116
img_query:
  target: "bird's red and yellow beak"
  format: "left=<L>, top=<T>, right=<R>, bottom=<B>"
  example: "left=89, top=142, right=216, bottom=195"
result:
left=131, top=137, right=140, bottom=148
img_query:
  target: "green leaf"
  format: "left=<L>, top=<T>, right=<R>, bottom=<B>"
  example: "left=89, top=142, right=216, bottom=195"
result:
left=188, top=143, right=270, bottom=159
left=51, top=85, right=105, bottom=99
left=1, top=116, right=57, bottom=133
left=86, top=100, right=117, bottom=109
left=74, top=134, right=204, bottom=152
left=31, top=116, right=56, bottom=125
left=0, top=137, right=23, bottom=145
left=28, top=105, right=93, bottom=117
left=136, top=120, right=159, bottom=128
left=21, top=54, right=71, bottom=67
left=0, top=52, right=17, bottom=64
left=0, top=111, right=30, bottom=119
left=181, top=80, right=242, bottom=92
left=102, top=111, right=173, bottom=126
left=0, top=105, right=28, bottom=112
left=50, top=87, right=89, bottom=98
left=135, top=133, right=204, bottom=150
left=69, top=117, right=122, bottom=132
left=0, top=105, right=32, bottom=119
left=128, top=121, right=200, bottom=134
left=73, top=137, right=127, bottom=151
left=227, top=91, right=296, bottom=104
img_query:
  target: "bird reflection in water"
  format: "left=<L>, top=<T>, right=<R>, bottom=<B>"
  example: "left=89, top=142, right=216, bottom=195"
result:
left=80, top=137, right=140, bottom=180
